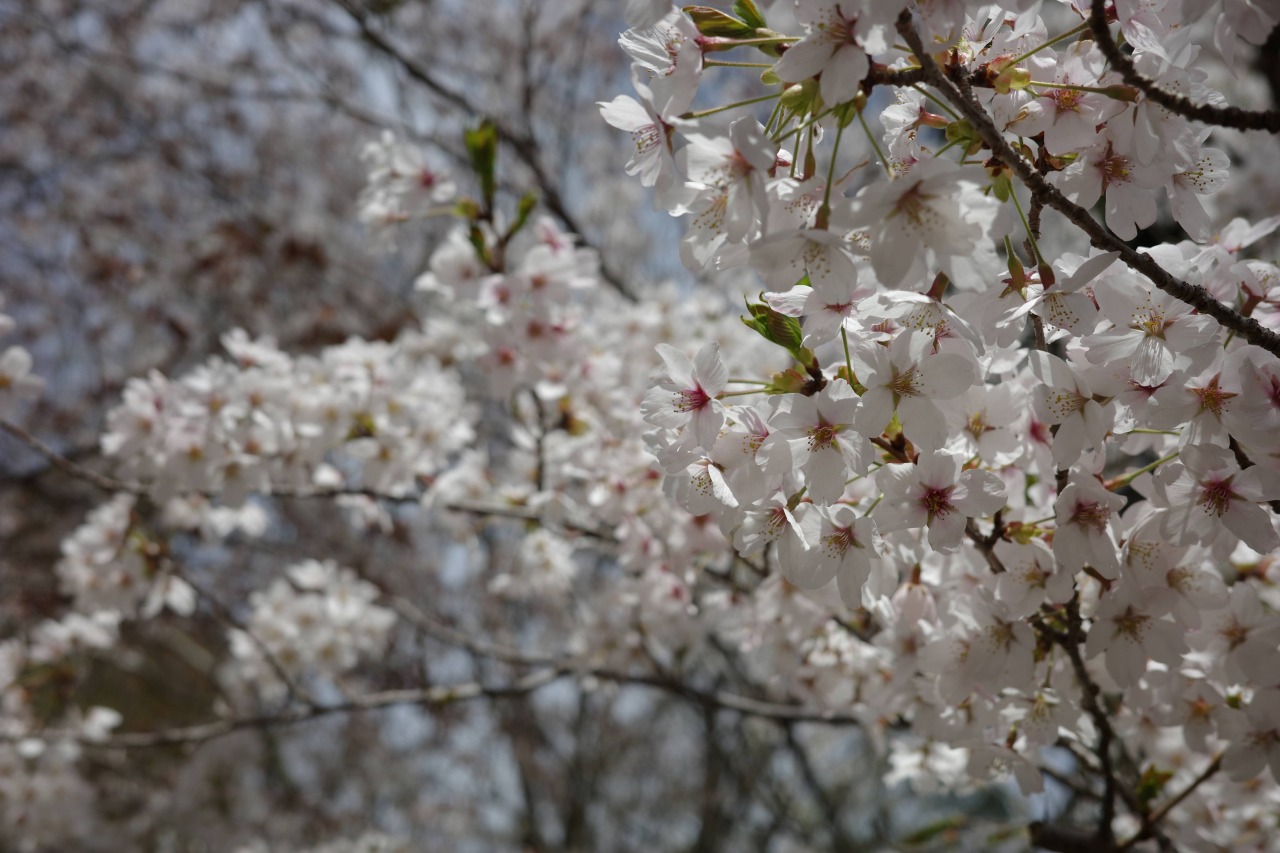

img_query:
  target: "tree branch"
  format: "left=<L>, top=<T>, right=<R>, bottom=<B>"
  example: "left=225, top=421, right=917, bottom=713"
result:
left=895, top=11, right=1280, bottom=358
left=1088, top=0, right=1280, bottom=133
left=1118, top=754, right=1222, bottom=850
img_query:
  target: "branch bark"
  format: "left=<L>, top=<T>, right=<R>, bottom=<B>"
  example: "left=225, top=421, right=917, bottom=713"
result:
left=1088, top=0, right=1280, bottom=133
left=895, top=11, right=1280, bottom=358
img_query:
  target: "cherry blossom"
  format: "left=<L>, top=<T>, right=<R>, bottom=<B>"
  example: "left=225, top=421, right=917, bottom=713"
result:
left=641, top=342, right=728, bottom=450
left=875, top=450, right=1006, bottom=553
left=844, top=158, right=1000, bottom=289
left=1158, top=444, right=1280, bottom=552
left=761, top=378, right=870, bottom=503
left=9, top=3, right=1280, bottom=847
left=851, top=330, right=979, bottom=451
left=1030, top=353, right=1113, bottom=469
left=774, top=1, right=902, bottom=107
left=1054, top=473, right=1126, bottom=579
left=786, top=503, right=885, bottom=607
left=1085, top=584, right=1186, bottom=686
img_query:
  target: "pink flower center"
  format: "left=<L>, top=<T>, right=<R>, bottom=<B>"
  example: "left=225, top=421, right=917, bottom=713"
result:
left=1219, top=617, right=1248, bottom=649
left=822, top=525, right=858, bottom=557
left=820, top=7, right=859, bottom=45
left=1029, top=418, right=1051, bottom=446
left=889, top=365, right=921, bottom=399
left=631, top=124, right=661, bottom=155
left=919, top=486, right=954, bottom=522
left=1100, top=148, right=1133, bottom=188
left=807, top=418, right=839, bottom=451
left=1070, top=500, right=1110, bottom=533
left=1112, top=605, right=1150, bottom=640
left=1193, top=375, right=1235, bottom=416
left=1199, top=478, right=1236, bottom=517
left=1051, top=88, right=1082, bottom=114
left=676, top=386, right=711, bottom=413
left=1133, top=309, right=1171, bottom=339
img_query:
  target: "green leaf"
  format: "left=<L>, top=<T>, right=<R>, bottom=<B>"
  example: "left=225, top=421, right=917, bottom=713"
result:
left=1136, top=765, right=1174, bottom=810
left=833, top=99, right=861, bottom=129
left=992, top=65, right=1031, bottom=94
left=944, top=118, right=984, bottom=155
left=766, top=368, right=810, bottom=394
left=453, top=197, right=483, bottom=221
left=464, top=120, right=499, bottom=212
left=740, top=301, right=809, bottom=363
left=466, top=224, right=491, bottom=268
left=507, top=192, right=538, bottom=240
left=733, top=0, right=766, bottom=29
left=991, top=172, right=1014, bottom=203
left=780, top=80, right=820, bottom=116
left=683, top=6, right=755, bottom=39
left=1102, top=84, right=1141, bottom=102
left=765, top=310, right=804, bottom=352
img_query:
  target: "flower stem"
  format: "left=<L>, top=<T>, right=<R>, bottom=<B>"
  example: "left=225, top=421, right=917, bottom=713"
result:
left=1011, top=190, right=1045, bottom=266
left=764, top=96, right=786, bottom=135
left=1003, top=21, right=1091, bottom=68
left=932, top=137, right=962, bottom=159
left=773, top=106, right=834, bottom=145
left=911, top=83, right=960, bottom=121
left=856, top=106, right=893, bottom=177
left=1106, top=452, right=1179, bottom=490
left=681, top=91, right=781, bottom=120
left=841, top=326, right=855, bottom=385
left=817, top=119, right=848, bottom=228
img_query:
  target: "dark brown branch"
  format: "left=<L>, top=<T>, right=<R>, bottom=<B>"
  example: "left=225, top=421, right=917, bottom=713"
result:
left=0, top=419, right=139, bottom=494
left=895, top=12, right=1280, bottom=358
left=965, top=513, right=1006, bottom=573
left=390, top=596, right=564, bottom=667
left=781, top=724, right=860, bottom=852
left=47, top=668, right=565, bottom=748
left=1030, top=821, right=1112, bottom=853
left=1088, top=0, right=1280, bottom=133
left=19, top=660, right=866, bottom=750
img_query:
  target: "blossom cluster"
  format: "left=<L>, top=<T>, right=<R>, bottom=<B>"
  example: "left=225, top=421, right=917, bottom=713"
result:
left=225, top=559, right=397, bottom=699
left=4, top=1, right=1280, bottom=847
left=100, top=329, right=476, bottom=502
left=609, top=1, right=1280, bottom=846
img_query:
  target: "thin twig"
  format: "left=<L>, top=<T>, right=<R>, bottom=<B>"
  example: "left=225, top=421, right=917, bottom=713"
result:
left=1118, top=754, right=1223, bottom=850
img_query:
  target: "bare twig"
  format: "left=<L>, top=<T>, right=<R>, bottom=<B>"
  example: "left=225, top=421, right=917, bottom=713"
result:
left=390, top=596, right=564, bottom=667
left=1118, top=754, right=1223, bottom=850
left=0, top=420, right=139, bottom=494
left=16, top=660, right=866, bottom=750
